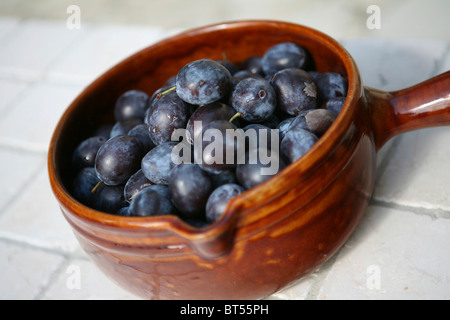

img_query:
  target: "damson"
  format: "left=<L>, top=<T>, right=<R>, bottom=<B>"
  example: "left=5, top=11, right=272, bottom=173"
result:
left=127, top=123, right=155, bottom=153
left=124, top=169, right=153, bottom=202
left=241, top=55, right=264, bottom=75
left=205, top=183, right=245, bottom=223
left=94, top=135, right=142, bottom=186
left=280, top=126, right=318, bottom=164
left=93, top=184, right=127, bottom=214
left=168, top=164, right=214, bottom=219
left=324, top=97, right=346, bottom=117
left=315, top=72, right=348, bottom=101
left=72, top=167, right=100, bottom=207
left=145, top=90, right=191, bottom=146
left=242, top=123, right=276, bottom=151
left=271, top=68, right=318, bottom=116
left=231, top=77, right=276, bottom=123
left=277, top=117, right=295, bottom=140
left=289, top=109, right=336, bottom=137
left=128, top=185, right=177, bottom=217
left=261, top=42, right=308, bottom=75
left=176, top=59, right=232, bottom=105
left=236, top=148, right=286, bottom=190
left=209, top=169, right=238, bottom=188
left=186, top=102, right=238, bottom=144
left=110, top=119, right=142, bottom=138
left=72, top=136, right=106, bottom=170
left=141, top=141, right=178, bottom=185
left=114, top=89, right=149, bottom=122
left=194, top=120, right=241, bottom=174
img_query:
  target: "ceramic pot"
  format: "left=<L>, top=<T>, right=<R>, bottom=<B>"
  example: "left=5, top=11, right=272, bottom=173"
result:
left=48, top=20, right=450, bottom=300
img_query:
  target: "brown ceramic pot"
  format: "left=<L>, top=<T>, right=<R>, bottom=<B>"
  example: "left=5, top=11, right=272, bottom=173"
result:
left=48, top=20, right=450, bottom=300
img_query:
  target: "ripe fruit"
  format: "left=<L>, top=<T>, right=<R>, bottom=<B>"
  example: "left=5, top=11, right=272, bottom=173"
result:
left=129, top=185, right=177, bottom=217
left=280, top=127, right=318, bottom=164
left=94, top=135, right=142, bottom=186
left=231, top=77, right=276, bottom=123
left=176, top=59, right=233, bottom=105
left=141, top=141, right=178, bottom=185
left=114, top=89, right=149, bottom=122
left=145, top=90, right=191, bottom=146
left=168, top=163, right=214, bottom=219
left=205, top=183, right=245, bottom=223
left=271, top=68, right=318, bottom=116
left=261, top=42, right=308, bottom=75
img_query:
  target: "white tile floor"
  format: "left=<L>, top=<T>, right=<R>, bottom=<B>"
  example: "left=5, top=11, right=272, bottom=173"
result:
left=0, top=0, right=449, bottom=300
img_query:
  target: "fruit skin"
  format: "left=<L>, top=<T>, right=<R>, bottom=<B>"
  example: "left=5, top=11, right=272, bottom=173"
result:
left=193, top=119, right=241, bottom=174
left=127, top=123, right=156, bottom=153
left=128, top=185, right=177, bottom=217
left=114, top=89, right=149, bottom=122
left=72, top=167, right=100, bottom=207
left=242, top=123, right=276, bottom=151
left=261, top=42, right=308, bottom=75
left=176, top=59, right=232, bottom=105
left=205, top=183, right=245, bottom=223
left=93, top=184, right=127, bottom=214
left=110, top=119, right=142, bottom=138
left=209, top=169, right=238, bottom=188
left=280, top=126, right=318, bottom=164
left=141, top=141, right=178, bottom=185
left=236, top=148, right=286, bottom=190
left=72, top=136, right=106, bottom=171
left=124, top=169, right=153, bottom=203
left=186, top=102, right=238, bottom=144
left=94, top=135, right=143, bottom=186
left=168, top=163, right=214, bottom=219
left=324, top=96, right=346, bottom=117
left=241, top=55, right=264, bottom=75
left=145, top=90, right=191, bottom=146
left=315, top=72, right=348, bottom=101
left=289, top=109, right=336, bottom=137
left=277, top=117, right=295, bottom=140
left=231, top=77, right=276, bottom=123
left=271, top=67, right=318, bottom=116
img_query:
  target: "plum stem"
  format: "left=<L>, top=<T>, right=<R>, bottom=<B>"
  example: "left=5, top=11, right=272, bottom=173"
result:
left=229, top=112, right=242, bottom=123
left=91, top=180, right=103, bottom=194
left=156, top=86, right=176, bottom=98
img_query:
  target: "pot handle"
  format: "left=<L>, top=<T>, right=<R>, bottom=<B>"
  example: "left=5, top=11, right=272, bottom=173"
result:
left=366, top=70, right=450, bottom=151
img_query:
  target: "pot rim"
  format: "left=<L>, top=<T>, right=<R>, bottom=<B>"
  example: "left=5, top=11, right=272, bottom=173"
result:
left=48, top=19, right=362, bottom=241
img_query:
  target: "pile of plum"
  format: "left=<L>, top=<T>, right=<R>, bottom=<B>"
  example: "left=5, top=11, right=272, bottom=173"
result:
left=71, top=42, right=347, bottom=227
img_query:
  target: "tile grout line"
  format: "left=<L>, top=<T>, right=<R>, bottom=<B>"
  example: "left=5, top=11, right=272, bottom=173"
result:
left=0, top=158, right=47, bottom=218
left=0, top=17, right=93, bottom=89
left=32, top=255, right=73, bottom=300
left=0, top=79, right=35, bottom=124
left=369, top=197, right=450, bottom=219
left=0, top=233, right=90, bottom=300
left=39, top=20, right=94, bottom=86
left=0, top=236, right=73, bottom=260
left=0, top=142, right=48, bottom=156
